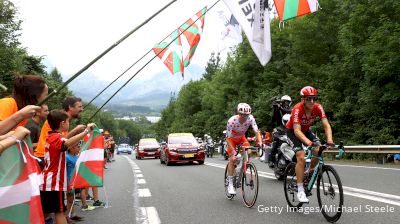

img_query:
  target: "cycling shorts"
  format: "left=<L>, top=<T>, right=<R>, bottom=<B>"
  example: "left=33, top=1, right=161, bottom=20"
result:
left=286, top=129, right=320, bottom=153
left=226, top=135, right=250, bottom=157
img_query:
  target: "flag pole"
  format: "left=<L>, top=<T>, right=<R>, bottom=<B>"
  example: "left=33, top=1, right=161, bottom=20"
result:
left=86, top=0, right=221, bottom=122
left=0, top=83, right=7, bottom=91
left=37, top=0, right=177, bottom=106
left=84, top=0, right=219, bottom=109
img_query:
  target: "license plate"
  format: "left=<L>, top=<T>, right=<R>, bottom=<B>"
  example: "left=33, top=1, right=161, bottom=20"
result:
left=147, top=152, right=155, bottom=155
left=184, top=154, right=194, bottom=158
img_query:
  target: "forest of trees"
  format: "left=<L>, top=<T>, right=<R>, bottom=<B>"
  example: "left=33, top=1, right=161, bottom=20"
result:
left=155, top=0, right=400, bottom=146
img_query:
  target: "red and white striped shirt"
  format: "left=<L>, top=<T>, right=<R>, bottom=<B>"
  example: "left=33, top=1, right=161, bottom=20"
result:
left=40, top=132, right=68, bottom=191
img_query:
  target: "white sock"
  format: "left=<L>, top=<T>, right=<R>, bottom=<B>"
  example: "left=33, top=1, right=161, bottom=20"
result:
left=297, top=183, right=304, bottom=192
left=228, top=176, right=233, bottom=185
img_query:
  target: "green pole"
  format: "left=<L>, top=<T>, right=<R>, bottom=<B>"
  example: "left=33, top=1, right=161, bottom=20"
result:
left=86, top=0, right=221, bottom=122
left=0, top=83, right=7, bottom=91
left=37, top=0, right=177, bottom=106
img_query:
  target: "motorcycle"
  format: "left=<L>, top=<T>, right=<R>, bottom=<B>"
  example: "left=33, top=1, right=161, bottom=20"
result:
left=205, top=137, right=215, bottom=158
left=220, top=139, right=228, bottom=160
left=268, top=127, right=295, bottom=180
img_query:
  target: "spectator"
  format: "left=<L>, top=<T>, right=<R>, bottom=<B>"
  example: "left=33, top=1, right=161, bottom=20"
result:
left=40, top=109, right=96, bottom=224
left=35, top=96, right=86, bottom=169
left=66, top=141, right=94, bottom=223
left=89, top=187, right=106, bottom=207
left=0, top=75, right=47, bottom=135
left=25, top=104, right=49, bottom=149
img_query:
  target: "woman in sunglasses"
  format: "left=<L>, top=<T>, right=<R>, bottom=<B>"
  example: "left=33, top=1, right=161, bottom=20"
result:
left=285, top=86, right=334, bottom=203
left=225, top=103, right=262, bottom=195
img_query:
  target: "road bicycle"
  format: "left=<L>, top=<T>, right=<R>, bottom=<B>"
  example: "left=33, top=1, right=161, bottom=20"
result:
left=224, top=145, right=260, bottom=208
left=283, top=143, right=345, bottom=223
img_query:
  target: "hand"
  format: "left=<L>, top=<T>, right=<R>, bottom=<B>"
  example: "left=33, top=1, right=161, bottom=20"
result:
left=76, top=124, right=86, bottom=132
left=326, top=142, right=336, bottom=148
left=256, top=142, right=262, bottom=148
left=13, top=126, right=30, bottom=140
left=308, top=141, right=320, bottom=147
left=16, top=105, right=41, bottom=120
left=86, top=123, right=96, bottom=131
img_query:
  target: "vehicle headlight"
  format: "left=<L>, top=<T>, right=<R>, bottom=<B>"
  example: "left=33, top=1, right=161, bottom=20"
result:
left=169, top=148, right=177, bottom=152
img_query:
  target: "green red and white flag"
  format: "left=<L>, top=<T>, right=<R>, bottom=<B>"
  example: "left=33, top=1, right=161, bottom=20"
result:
left=0, top=139, right=44, bottom=224
left=153, top=30, right=184, bottom=76
left=274, top=0, right=320, bottom=21
left=69, top=128, right=104, bottom=189
left=179, top=7, right=207, bottom=69
left=153, top=7, right=207, bottom=78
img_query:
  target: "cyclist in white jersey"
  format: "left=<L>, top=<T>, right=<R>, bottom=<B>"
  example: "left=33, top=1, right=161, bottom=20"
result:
left=226, top=103, right=262, bottom=195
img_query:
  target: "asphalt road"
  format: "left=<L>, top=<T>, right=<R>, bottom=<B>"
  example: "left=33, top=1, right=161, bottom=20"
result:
left=74, top=153, right=400, bottom=224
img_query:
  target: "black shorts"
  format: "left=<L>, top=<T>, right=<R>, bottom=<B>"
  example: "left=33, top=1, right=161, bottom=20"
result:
left=40, top=191, right=66, bottom=213
left=286, top=129, right=320, bottom=153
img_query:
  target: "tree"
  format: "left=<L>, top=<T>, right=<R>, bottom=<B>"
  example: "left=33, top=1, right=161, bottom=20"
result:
left=0, top=0, right=22, bottom=96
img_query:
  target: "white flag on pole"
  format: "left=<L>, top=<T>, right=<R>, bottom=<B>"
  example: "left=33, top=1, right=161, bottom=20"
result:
left=222, top=0, right=272, bottom=65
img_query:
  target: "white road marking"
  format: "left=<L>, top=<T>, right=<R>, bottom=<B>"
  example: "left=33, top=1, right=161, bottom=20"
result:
left=138, top=188, right=152, bottom=197
left=138, top=207, right=161, bottom=224
left=205, top=162, right=400, bottom=207
left=135, top=170, right=142, bottom=173
left=138, top=179, right=147, bottom=184
left=124, top=156, right=161, bottom=223
left=331, top=164, right=400, bottom=171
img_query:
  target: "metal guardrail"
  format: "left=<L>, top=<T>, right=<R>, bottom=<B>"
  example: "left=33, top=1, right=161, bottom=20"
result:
left=324, top=145, right=400, bottom=154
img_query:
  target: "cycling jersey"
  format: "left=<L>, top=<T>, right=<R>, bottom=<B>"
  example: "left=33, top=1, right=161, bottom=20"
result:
left=226, top=114, right=259, bottom=138
left=286, top=102, right=327, bottom=133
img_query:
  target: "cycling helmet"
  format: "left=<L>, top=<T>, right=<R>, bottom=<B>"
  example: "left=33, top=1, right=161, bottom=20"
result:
left=282, top=114, right=291, bottom=126
left=237, top=103, right=251, bottom=114
left=281, top=95, right=292, bottom=106
left=300, top=86, right=318, bottom=97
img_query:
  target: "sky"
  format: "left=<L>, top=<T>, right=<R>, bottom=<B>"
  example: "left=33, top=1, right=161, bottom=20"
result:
left=12, top=0, right=240, bottom=82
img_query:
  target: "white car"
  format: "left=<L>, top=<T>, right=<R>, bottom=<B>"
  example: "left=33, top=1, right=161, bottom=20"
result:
left=117, top=144, right=133, bottom=155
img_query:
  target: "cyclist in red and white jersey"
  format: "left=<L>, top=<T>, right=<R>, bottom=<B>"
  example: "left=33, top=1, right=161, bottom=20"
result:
left=226, top=103, right=262, bottom=195
left=286, top=86, right=334, bottom=203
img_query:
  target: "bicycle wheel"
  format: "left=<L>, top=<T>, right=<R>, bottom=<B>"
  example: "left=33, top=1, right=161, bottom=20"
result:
left=224, top=164, right=234, bottom=199
left=317, top=165, right=343, bottom=223
left=241, top=162, right=259, bottom=208
left=284, top=162, right=303, bottom=208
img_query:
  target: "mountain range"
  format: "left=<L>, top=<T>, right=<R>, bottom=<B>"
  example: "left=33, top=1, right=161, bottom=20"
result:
left=65, top=65, right=204, bottom=113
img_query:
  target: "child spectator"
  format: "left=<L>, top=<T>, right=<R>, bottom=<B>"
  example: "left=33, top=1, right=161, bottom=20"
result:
left=66, top=141, right=95, bottom=223
left=40, top=109, right=96, bottom=224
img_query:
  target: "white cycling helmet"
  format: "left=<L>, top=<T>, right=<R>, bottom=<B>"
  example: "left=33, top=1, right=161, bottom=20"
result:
left=237, top=103, right=251, bottom=114
left=282, top=114, right=291, bottom=126
left=281, top=95, right=292, bottom=105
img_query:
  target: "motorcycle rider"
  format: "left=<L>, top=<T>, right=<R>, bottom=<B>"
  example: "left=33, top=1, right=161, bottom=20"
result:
left=286, top=86, right=334, bottom=203
left=268, top=95, right=292, bottom=166
left=226, top=103, right=262, bottom=195
left=272, top=95, right=292, bottom=127
left=220, top=130, right=228, bottom=157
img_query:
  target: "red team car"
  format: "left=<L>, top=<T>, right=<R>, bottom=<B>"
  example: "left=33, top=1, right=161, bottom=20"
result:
left=136, top=138, right=161, bottom=159
left=160, top=133, right=205, bottom=166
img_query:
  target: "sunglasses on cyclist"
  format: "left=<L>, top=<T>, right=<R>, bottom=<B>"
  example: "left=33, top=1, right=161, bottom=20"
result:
left=239, top=113, right=249, bottom=117
left=304, top=96, right=317, bottom=102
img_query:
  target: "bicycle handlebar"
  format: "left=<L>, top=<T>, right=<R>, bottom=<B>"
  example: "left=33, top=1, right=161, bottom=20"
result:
left=306, top=141, right=345, bottom=157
